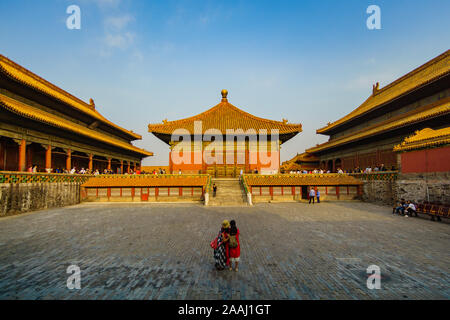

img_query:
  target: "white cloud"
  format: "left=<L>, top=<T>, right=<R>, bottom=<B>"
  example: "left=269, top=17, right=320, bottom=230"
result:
left=104, top=14, right=134, bottom=31
left=85, top=0, right=140, bottom=57
left=131, top=50, right=144, bottom=63
left=92, top=0, right=121, bottom=9
left=104, top=32, right=135, bottom=49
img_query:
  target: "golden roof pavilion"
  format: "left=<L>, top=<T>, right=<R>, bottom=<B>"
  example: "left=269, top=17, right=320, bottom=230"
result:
left=148, top=89, right=302, bottom=144
left=148, top=90, right=302, bottom=175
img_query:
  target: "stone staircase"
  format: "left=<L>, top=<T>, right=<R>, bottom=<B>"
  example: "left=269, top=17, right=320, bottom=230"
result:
left=208, top=178, right=248, bottom=206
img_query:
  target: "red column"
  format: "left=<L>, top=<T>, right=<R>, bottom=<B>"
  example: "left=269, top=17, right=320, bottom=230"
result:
left=26, top=146, right=33, bottom=170
left=66, top=149, right=71, bottom=171
left=202, top=152, right=207, bottom=174
left=18, top=139, right=26, bottom=172
left=169, top=151, right=173, bottom=174
left=245, top=145, right=249, bottom=173
left=120, top=160, right=124, bottom=174
left=89, top=154, right=93, bottom=171
left=45, top=145, right=52, bottom=170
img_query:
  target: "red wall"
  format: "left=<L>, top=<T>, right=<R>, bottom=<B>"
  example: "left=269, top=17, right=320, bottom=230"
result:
left=401, top=146, right=450, bottom=173
left=169, top=150, right=280, bottom=173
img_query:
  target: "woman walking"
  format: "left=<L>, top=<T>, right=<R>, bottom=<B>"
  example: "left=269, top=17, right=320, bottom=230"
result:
left=228, top=220, right=240, bottom=272
left=213, top=220, right=230, bottom=270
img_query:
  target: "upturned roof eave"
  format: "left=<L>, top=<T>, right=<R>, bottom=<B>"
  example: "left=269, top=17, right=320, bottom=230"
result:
left=0, top=94, right=153, bottom=157
left=316, top=50, right=450, bottom=135
left=307, top=98, right=450, bottom=154
left=0, top=54, right=142, bottom=141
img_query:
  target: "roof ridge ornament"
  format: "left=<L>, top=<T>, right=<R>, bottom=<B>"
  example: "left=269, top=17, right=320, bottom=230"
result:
left=372, top=82, right=380, bottom=95
left=221, top=89, right=228, bottom=102
left=89, top=98, right=95, bottom=109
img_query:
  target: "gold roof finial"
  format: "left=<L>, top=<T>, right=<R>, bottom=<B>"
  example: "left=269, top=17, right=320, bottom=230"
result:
left=221, top=89, right=228, bottom=102
left=89, top=98, right=95, bottom=109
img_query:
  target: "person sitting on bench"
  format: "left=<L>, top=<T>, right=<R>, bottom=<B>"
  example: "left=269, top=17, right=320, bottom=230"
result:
left=405, top=200, right=417, bottom=217
left=393, top=199, right=406, bottom=215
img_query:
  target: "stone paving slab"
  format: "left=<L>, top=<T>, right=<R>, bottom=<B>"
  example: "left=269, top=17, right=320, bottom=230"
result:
left=0, top=202, right=449, bottom=300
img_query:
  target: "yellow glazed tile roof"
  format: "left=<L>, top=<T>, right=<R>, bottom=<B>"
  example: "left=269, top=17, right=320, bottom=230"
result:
left=281, top=162, right=303, bottom=171
left=148, top=97, right=302, bottom=137
left=245, top=174, right=363, bottom=186
left=307, top=98, right=450, bottom=153
left=317, top=50, right=450, bottom=134
left=0, top=54, right=141, bottom=140
left=281, top=152, right=319, bottom=171
left=0, top=94, right=153, bottom=157
left=287, top=152, right=319, bottom=163
left=82, top=175, right=209, bottom=187
left=281, top=162, right=317, bottom=172
left=393, top=127, right=450, bottom=152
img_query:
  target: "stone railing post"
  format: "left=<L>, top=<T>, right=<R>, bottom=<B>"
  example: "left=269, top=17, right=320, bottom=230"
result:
left=204, top=192, right=209, bottom=206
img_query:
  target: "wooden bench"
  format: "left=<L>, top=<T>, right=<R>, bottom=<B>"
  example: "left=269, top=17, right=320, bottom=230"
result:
left=415, top=202, right=449, bottom=221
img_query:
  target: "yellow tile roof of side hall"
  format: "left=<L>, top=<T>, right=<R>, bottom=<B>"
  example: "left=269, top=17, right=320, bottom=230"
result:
left=393, top=127, right=450, bottom=152
left=245, top=174, right=363, bottom=186
left=317, top=50, right=450, bottom=135
left=0, top=54, right=142, bottom=140
left=307, top=97, right=450, bottom=153
left=0, top=94, right=153, bottom=157
left=81, top=175, right=209, bottom=187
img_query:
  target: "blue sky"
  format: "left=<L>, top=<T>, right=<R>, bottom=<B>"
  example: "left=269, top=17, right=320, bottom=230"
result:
left=0, top=0, right=449, bottom=165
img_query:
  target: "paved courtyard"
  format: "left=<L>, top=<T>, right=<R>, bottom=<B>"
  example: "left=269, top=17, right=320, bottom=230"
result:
left=0, top=202, right=449, bottom=300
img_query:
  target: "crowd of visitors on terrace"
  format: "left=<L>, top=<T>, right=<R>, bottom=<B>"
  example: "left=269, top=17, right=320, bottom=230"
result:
left=26, top=165, right=169, bottom=176
left=287, top=164, right=396, bottom=175
left=21, top=163, right=396, bottom=175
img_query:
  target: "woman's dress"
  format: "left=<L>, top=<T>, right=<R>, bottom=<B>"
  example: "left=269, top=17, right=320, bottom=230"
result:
left=214, top=231, right=229, bottom=269
left=229, top=229, right=240, bottom=259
